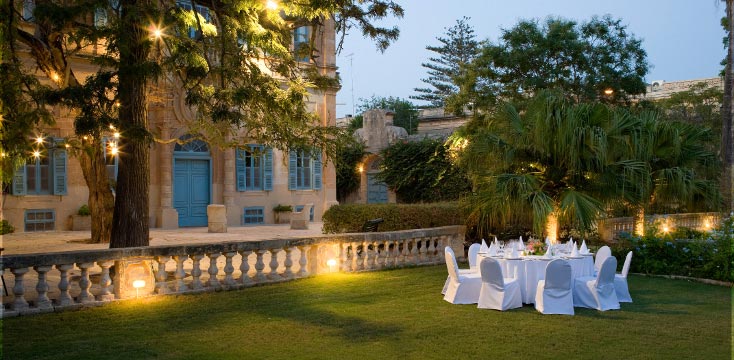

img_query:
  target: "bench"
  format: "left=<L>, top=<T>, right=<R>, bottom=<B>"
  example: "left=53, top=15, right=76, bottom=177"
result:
left=362, top=218, right=384, bottom=232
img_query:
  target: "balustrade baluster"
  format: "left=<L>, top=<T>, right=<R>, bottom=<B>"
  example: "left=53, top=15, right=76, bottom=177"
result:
left=56, top=264, right=74, bottom=306
left=34, top=265, right=53, bottom=311
left=351, top=242, right=360, bottom=271
left=381, top=241, right=391, bottom=268
left=190, top=254, right=205, bottom=291
left=97, top=261, right=115, bottom=301
left=399, top=240, right=409, bottom=267
left=362, top=241, right=370, bottom=270
left=283, top=247, right=295, bottom=279
left=373, top=242, right=382, bottom=270
left=10, top=267, right=29, bottom=311
left=154, top=256, right=170, bottom=294
left=410, top=239, right=419, bottom=265
left=255, top=250, right=268, bottom=283
left=238, top=250, right=254, bottom=286
left=298, top=246, right=310, bottom=277
left=426, top=238, right=436, bottom=263
left=173, top=255, right=189, bottom=292
left=223, top=252, right=237, bottom=288
left=208, top=252, right=222, bottom=289
left=340, top=243, right=350, bottom=272
left=268, top=249, right=283, bottom=281
left=77, top=262, right=95, bottom=304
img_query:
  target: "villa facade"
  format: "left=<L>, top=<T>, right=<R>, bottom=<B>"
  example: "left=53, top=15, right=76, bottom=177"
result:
left=3, top=6, right=339, bottom=232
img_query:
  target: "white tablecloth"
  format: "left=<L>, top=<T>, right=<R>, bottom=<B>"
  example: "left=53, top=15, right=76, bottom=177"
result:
left=477, top=254, right=594, bottom=304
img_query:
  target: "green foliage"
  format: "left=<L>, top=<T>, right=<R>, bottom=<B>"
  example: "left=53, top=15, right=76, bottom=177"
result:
left=335, top=137, right=365, bottom=202
left=413, top=17, right=481, bottom=109
left=613, top=214, right=734, bottom=282
left=355, top=95, right=418, bottom=134
left=455, top=15, right=648, bottom=111
left=322, top=202, right=463, bottom=233
left=273, top=204, right=293, bottom=212
left=77, top=204, right=91, bottom=216
left=0, top=220, right=14, bottom=235
left=378, top=138, right=470, bottom=203
left=458, top=91, right=648, bottom=236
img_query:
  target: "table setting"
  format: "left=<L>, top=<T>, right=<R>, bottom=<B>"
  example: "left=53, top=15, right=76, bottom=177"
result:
left=476, top=237, right=595, bottom=304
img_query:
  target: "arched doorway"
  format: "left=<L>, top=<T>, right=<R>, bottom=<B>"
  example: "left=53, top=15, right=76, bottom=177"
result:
left=366, top=158, right=388, bottom=204
left=173, top=135, right=211, bottom=227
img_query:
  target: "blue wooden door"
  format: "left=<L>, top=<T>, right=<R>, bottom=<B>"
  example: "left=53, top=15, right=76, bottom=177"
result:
left=367, top=173, right=388, bottom=204
left=174, top=159, right=210, bottom=227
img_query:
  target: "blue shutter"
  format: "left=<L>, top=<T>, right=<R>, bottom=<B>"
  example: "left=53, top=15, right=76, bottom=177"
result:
left=235, top=148, right=246, bottom=191
left=53, top=149, right=67, bottom=195
left=288, top=150, right=297, bottom=190
left=313, top=151, right=322, bottom=190
left=263, top=147, right=273, bottom=191
left=12, top=165, right=27, bottom=195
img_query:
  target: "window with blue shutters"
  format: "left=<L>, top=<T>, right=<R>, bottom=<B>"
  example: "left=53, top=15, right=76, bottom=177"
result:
left=293, top=26, right=310, bottom=62
left=25, top=209, right=55, bottom=232
left=13, top=146, right=67, bottom=196
left=242, top=207, right=265, bottom=225
left=176, top=1, right=211, bottom=39
left=235, top=145, right=272, bottom=191
left=288, top=149, right=322, bottom=191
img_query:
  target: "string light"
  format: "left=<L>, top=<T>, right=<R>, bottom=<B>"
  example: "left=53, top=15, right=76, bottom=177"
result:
left=32, top=150, right=41, bottom=158
left=113, top=132, right=121, bottom=139
left=36, top=136, right=44, bottom=144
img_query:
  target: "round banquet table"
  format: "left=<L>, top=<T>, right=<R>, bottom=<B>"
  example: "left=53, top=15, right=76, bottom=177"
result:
left=477, top=254, right=594, bottom=304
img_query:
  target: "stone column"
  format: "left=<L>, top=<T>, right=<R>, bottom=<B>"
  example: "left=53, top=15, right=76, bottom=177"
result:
left=157, top=124, right=179, bottom=229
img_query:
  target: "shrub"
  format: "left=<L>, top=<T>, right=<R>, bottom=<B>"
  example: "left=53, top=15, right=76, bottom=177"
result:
left=77, top=204, right=91, bottom=216
left=273, top=204, right=293, bottom=212
left=0, top=220, right=14, bottom=235
left=322, top=202, right=464, bottom=234
left=612, top=214, right=733, bottom=282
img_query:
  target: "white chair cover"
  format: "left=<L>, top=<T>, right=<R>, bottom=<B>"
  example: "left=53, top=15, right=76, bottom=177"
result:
left=535, top=259, right=574, bottom=315
left=477, top=257, right=522, bottom=311
left=468, top=243, right=481, bottom=269
left=615, top=251, right=633, bottom=302
left=573, top=256, right=620, bottom=311
left=443, top=247, right=481, bottom=304
left=594, top=246, right=612, bottom=274
left=442, top=247, right=477, bottom=294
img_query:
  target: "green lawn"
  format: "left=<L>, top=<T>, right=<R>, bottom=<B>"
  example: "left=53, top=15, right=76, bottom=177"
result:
left=2, top=265, right=731, bottom=360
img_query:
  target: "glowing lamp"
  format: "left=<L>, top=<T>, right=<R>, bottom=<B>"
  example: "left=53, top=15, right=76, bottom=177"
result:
left=110, top=146, right=119, bottom=155
left=36, top=136, right=44, bottom=144
left=32, top=151, right=41, bottom=158
left=265, top=0, right=278, bottom=10
left=603, top=88, right=614, bottom=96
left=357, top=165, right=364, bottom=173
left=662, top=225, right=670, bottom=233
left=50, top=72, right=60, bottom=82
left=326, top=259, right=337, bottom=272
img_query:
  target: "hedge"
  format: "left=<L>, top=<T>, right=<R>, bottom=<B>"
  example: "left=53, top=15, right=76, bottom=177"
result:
left=322, top=202, right=464, bottom=234
left=611, top=214, right=734, bottom=282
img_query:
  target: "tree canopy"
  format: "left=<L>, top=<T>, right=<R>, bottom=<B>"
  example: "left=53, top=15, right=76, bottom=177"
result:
left=454, top=15, right=649, bottom=111
left=1, top=0, right=405, bottom=247
left=412, top=16, right=480, bottom=109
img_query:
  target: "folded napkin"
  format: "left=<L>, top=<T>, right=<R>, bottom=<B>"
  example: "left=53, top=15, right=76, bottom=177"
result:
left=493, top=236, right=499, bottom=247
left=518, top=236, right=525, bottom=251
left=570, top=243, right=579, bottom=257
left=543, top=244, right=552, bottom=258
left=580, top=240, right=589, bottom=254
left=488, top=242, right=498, bottom=256
left=480, top=239, right=489, bottom=253
left=510, top=246, right=519, bottom=258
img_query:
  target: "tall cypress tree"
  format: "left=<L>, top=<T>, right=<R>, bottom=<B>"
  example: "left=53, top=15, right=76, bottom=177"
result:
left=412, top=17, right=480, bottom=109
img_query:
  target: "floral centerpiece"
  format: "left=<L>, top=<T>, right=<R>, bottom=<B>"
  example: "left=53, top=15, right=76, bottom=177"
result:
left=526, top=239, right=546, bottom=255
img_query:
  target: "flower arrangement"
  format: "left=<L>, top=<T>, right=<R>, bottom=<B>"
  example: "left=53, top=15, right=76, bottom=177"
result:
left=526, top=239, right=546, bottom=255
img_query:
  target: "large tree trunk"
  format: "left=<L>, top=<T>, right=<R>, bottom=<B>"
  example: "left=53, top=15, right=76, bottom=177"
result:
left=78, top=141, right=114, bottom=243
left=633, top=206, right=645, bottom=237
left=110, top=0, right=151, bottom=248
left=544, top=211, right=559, bottom=244
left=724, top=0, right=734, bottom=212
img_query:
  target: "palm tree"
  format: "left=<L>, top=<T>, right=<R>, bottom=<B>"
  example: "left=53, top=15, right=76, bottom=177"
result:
left=632, top=112, right=721, bottom=235
left=457, top=91, right=647, bottom=242
left=724, top=0, right=734, bottom=211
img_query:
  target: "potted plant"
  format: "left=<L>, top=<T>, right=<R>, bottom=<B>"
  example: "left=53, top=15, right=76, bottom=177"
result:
left=273, top=204, right=293, bottom=224
left=72, top=204, right=92, bottom=231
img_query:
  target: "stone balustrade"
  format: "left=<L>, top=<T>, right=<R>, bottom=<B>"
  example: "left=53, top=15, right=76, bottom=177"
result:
left=0, top=226, right=465, bottom=317
left=597, top=212, right=722, bottom=241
